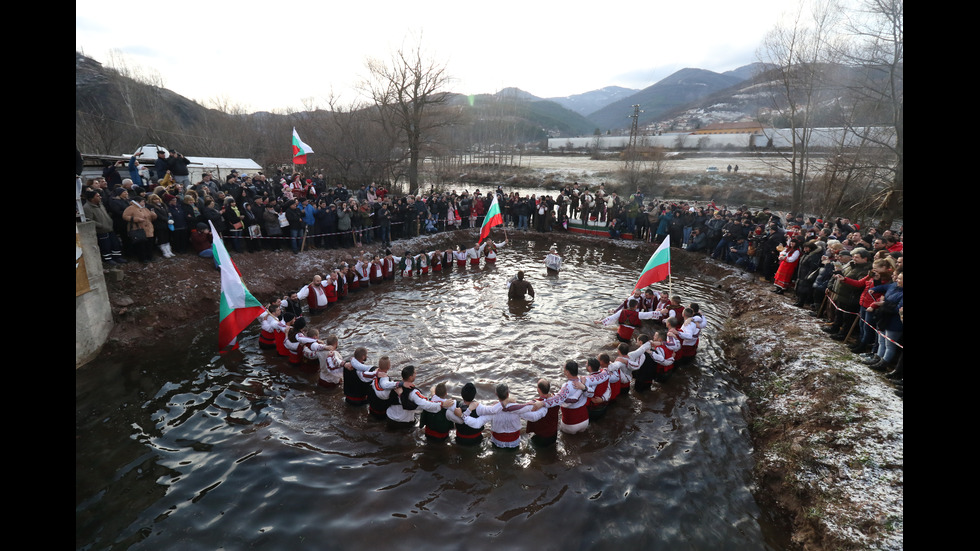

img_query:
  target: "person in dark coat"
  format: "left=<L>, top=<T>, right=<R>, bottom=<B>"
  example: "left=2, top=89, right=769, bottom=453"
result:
left=794, top=240, right=826, bottom=308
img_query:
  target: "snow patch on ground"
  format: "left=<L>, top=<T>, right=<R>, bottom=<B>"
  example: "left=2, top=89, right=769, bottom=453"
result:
left=723, top=275, right=903, bottom=550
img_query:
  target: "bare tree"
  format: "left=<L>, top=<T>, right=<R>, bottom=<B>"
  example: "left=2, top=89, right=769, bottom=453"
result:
left=321, top=95, right=402, bottom=185
left=758, top=0, right=842, bottom=213
left=363, top=38, right=455, bottom=192
left=839, top=0, right=903, bottom=228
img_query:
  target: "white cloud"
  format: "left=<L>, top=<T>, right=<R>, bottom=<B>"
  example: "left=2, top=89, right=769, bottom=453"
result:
left=77, top=0, right=793, bottom=112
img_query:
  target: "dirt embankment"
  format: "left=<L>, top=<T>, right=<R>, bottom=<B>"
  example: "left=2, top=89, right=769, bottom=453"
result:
left=98, top=231, right=903, bottom=551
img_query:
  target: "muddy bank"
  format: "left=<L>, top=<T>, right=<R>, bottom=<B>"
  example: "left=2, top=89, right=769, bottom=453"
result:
left=96, top=228, right=902, bottom=550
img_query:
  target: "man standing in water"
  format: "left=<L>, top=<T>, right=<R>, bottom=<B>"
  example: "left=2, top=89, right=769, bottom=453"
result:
left=545, top=247, right=562, bottom=273
left=508, top=271, right=535, bottom=300
left=522, top=379, right=560, bottom=446
left=537, top=361, right=590, bottom=435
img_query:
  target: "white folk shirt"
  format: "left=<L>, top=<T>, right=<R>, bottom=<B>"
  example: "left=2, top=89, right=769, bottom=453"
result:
left=387, top=388, right=443, bottom=423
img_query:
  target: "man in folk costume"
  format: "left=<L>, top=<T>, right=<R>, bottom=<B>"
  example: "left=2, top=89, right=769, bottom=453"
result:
left=446, top=383, right=485, bottom=446
left=317, top=334, right=345, bottom=388
left=479, top=237, right=507, bottom=264
left=258, top=303, right=282, bottom=350
left=441, top=248, right=455, bottom=272
left=296, top=274, right=330, bottom=315
left=386, top=365, right=451, bottom=424
left=345, top=262, right=361, bottom=292
left=382, top=250, right=396, bottom=280
left=658, top=294, right=685, bottom=324
left=334, top=267, right=349, bottom=300
left=369, top=255, right=384, bottom=284
left=612, top=339, right=653, bottom=396
left=631, top=335, right=663, bottom=393
left=598, top=352, right=622, bottom=402
left=649, top=330, right=682, bottom=383
left=454, top=383, right=539, bottom=448
left=324, top=271, right=340, bottom=306
left=581, top=358, right=611, bottom=420
left=675, top=308, right=702, bottom=365
left=415, top=251, right=429, bottom=275
left=419, top=383, right=456, bottom=441
left=430, top=250, right=443, bottom=272
left=521, top=379, right=560, bottom=447
left=464, top=242, right=482, bottom=266
left=343, top=347, right=375, bottom=406
left=545, top=247, right=562, bottom=272
left=354, top=255, right=371, bottom=287
left=393, top=252, right=414, bottom=278
left=537, top=361, right=590, bottom=435
left=453, top=246, right=468, bottom=268
left=642, top=288, right=662, bottom=313
left=275, top=312, right=296, bottom=357
left=614, top=299, right=658, bottom=343
left=617, top=289, right=644, bottom=312
left=367, top=357, right=404, bottom=419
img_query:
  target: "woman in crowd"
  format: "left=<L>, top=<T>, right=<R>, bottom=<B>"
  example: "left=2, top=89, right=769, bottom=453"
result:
left=866, top=271, right=903, bottom=374
left=146, top=193, right=173, bottom=259
left=793, top=240, right=825, bottom=309
left=222, top=197, right=245, bottom=253
left=123, top=195, right=157, bottom=263
left=772, top=238, right=801, bottom=294
left=167, top=194, right=189, bottom=255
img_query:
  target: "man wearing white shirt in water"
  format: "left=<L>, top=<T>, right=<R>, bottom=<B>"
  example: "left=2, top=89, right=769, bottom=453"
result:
left=536, top=361, right=590, bottom=434
left=611, top=338, right=653, bottom=396
left=545, top=247, right=562, bottom=272
left=386, top=365, right=451, bottom=424
left=455, top=383, right=542, bottom=448
left=296, top=274, right=330, bottom=315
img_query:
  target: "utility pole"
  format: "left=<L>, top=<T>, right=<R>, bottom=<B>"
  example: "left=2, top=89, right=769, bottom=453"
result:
left=625, top=104, right=643, bottom=184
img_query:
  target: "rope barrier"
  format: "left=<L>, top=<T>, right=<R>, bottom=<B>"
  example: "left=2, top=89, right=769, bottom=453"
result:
left=822, top=292, right=903, bottom=350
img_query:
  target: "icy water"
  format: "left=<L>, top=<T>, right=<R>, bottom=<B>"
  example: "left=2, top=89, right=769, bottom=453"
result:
left=76, top=239, right=784, bottom=550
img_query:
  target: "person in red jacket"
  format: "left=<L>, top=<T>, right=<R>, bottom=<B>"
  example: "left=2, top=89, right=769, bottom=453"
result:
left=839, top=257, right=895, bottom=354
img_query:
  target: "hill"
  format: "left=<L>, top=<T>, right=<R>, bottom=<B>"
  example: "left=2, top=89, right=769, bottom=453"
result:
left=547, top=86, right=639, bottom=117
left=449, top=88, right=600, bottom=140
left=587, top=67, right=748, bottom=132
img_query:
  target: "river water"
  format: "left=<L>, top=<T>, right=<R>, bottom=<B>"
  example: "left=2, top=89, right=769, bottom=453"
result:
left=76, top=238, right=784, bottom=550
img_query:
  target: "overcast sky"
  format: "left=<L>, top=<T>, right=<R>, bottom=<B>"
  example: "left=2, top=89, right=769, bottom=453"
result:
left=77, top=0, right=797, bottom=113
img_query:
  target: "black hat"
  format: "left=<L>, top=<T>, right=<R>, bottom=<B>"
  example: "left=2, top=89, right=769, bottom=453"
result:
left=461, top=382, right=476, bottom=402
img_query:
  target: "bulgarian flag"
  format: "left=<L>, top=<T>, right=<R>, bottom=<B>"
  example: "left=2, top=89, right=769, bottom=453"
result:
left=478, top=194, right=503, bottom=243
left=210, top=220, right=266, bottom=353
left=633, top=235, right=671, bottom=291
left=292, top=128, right=313, bottom=164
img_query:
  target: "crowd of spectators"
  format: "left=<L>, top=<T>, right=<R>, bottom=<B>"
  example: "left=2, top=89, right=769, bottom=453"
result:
left=635, top=199, right=904, bottom=397
left=79, top=161, right=903, bottom=396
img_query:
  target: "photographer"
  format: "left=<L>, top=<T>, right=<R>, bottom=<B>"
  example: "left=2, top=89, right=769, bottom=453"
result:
left=336, top=200, right=352, bottom=248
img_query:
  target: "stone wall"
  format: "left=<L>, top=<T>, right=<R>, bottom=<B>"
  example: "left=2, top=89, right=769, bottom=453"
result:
left=76, top=221, right=114, bottom=367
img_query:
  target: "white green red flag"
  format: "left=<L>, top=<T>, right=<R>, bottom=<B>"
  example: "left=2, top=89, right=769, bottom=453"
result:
left=292, top=128, right=313, bottom=164
left=478, top=195, right=503, bottom=243
left=209, top=220, right=266, bottom=353
left=634, top=235, right=670, bottom=290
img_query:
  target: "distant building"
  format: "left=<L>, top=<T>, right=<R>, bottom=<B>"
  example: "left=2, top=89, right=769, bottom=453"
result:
left=691, top=122, right=765, bottom=135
